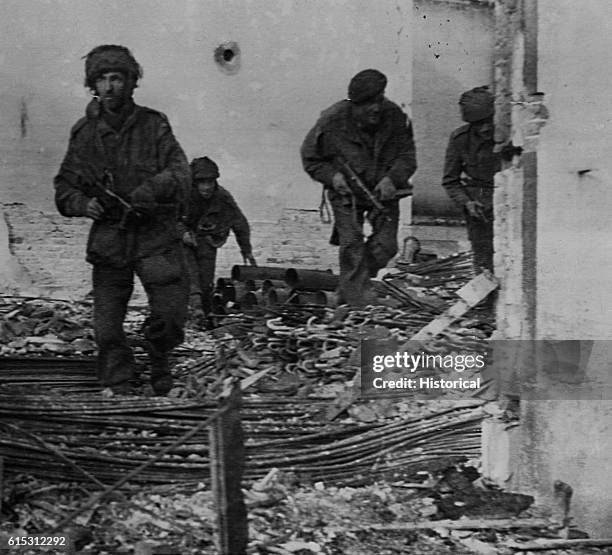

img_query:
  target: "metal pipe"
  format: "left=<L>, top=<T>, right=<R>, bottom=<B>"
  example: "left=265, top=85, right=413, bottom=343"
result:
left=232, top=283, right=252, bottom=302
left=284, top=268, right=339, bottom=291
left=262, top=279, right=285, bottom=293
left=292, top=290, right=327, bottom=306
left=220, top=284, right=236, bottom=303
left=238, top=292, right=258, bottom=310
left=231, top=265, right=287, bottom=282
left=248, top=290, right=267, bottom=307
left=244, top=279, right=257, bottom=291
left=212, top=294, right=227, bottom=314
left=266, top=288, right=298, bottom=306
left=319, top=291, right=339, bottom=308
left=399, top=236, right=421, bottom=264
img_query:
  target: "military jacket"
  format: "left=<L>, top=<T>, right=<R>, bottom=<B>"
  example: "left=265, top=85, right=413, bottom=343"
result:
left=300, top=99, right=416, bottom=203
left=183, top=185, right=252, bottom=254
left=54, top=102, right=190, bottom=267
left=442, top=123, right=501, bottom=208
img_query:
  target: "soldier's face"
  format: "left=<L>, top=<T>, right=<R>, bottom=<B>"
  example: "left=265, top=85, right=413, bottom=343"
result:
left=351, top=94, right=384, bottom=129
left=95, top=71, right=129, bottom=113
left=473, top=120, right=494, bottom=141
left=196, top=179, right=217, bottom=199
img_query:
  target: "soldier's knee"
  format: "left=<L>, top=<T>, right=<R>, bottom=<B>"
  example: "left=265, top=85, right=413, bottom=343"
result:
left=138, top=251, right=184, bottom=287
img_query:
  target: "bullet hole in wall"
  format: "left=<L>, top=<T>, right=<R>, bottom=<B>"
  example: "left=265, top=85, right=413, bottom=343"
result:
left=214, top=41, right=241, bottom=75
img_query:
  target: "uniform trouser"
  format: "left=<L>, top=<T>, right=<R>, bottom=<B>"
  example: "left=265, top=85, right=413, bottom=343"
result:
left=184, top=240, right=217, bottom=315
left=92, top=246, right=189, bottom=386
left=330, top=196, right=399, bottom=306
left=465, top=211, right=494, bottom=272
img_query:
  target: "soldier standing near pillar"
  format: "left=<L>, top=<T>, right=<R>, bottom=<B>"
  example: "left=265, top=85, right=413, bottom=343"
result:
left=442, top=86, right=501, bottom=271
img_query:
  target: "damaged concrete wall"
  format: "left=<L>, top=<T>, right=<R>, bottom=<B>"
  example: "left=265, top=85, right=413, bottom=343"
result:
left=0, top=211, right=34, bottom=294
left=2, top=204, right=340, bottom=299
left=490, top=0, right=612, bottom=537
left=519, top=0, right=612, bottom=536
left=412, top=0, right=494, bottom=216
left=0, top=0, right=413, bottom=221
left=493, top=0, right=543, bottom=340
left=536, top=0, right=612, bottom=339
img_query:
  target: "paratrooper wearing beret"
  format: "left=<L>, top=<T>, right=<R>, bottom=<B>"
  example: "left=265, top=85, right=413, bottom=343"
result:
left=301, top=69, right=417, bottom=306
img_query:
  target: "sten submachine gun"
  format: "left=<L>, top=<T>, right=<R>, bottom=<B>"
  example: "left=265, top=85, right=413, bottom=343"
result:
left=339, top=159, right=386, bottom=212
left=89, top=168, right=178, bottom=229
left=339, top=159, right=412, bottom=206
left=93, top=170, right=140, bottom=229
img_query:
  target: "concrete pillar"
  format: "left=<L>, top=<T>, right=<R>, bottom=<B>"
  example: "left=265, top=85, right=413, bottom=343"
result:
left=486, top=0, right=612, bottom=537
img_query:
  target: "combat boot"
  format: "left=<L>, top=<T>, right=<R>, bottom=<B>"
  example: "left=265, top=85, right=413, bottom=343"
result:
left=97, top=346, right=136, bottom=392
left=143, top=316, right=180, bottom=395
left=150, top=351, right=173, bottom=395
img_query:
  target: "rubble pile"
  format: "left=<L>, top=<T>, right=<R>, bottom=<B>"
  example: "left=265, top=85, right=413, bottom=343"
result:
left=0, top=253, right=496, bottom=486
left=1, top=254, right=608, bottom=553
left=1, top=252, right=494, bottom=399
left=0, top=297, right=96, bottom=357
left=1, top=469, right=604, bottom=555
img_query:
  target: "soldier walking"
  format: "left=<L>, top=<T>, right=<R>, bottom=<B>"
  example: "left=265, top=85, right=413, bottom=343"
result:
left=181, top=157, right=256, bottom=321
left=301, top=69, right=417, bottom=306
left=54, top=45, right=190, bottom=395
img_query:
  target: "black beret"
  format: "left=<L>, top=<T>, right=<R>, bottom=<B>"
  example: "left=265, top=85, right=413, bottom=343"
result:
left=459, top=86, right=494, bottom=122
left=348, top=69, right=387, bottom=104
left=191, top=157, right=220, bottom=180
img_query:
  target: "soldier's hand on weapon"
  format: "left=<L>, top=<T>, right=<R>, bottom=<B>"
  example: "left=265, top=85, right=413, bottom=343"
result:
left=331, top=172, right=352, bottom=196
left=85, top=197, right=105, bottom=220
left=182, top=231, right=197, bottom=248
left=465, top=200, right=486, bottom=220
left=374, top=176, right=396, bottom=201
left=243, top=252, right=257, bottom=267
left=130, top=184, right=156, bottom=217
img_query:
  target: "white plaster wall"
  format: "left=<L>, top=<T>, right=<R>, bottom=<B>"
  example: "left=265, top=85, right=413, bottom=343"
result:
left=515, top=400, right=612, bottom=537
left=513, top=0, right=612, bottom=537
left=412, top=0, right=494, bottom=216
left=0, top=0, right=413, bottom=220
left=537, top=0, right=612, bottom=339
